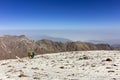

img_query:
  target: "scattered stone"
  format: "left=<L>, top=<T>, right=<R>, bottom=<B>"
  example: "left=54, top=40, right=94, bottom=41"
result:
left=112, top=64, right=117, bottom=66
left=52, top=64, right=56, bottom=67
left=33, top=77, right=40, bottom=79
left=102, top=63, right=105, bottom=66
left=25, top=63, right=27, bottom=65
left=12, top=69, right=23, bottom=73
left=69, top=79, right=79, bottom=80
left=8, top=65, right=12, bottom=68
left=111, top=78, right=116, bottom=80
left=72, top=74, right=74, bottom=76
left=51, top=60, right=55, bottom=62
left=78, top=55, right=89, bottom=60
left=72, top=65, right=74, bottom=68
left=31, top=67, right=39, bottom=70
left=41, top=68, right=44, bottom=71
left=91, top=64, right=96, bottom=67
left=106, top=58, right=112, bottom=61
left=83, top=55, right=89, bottom=60
left=18, top=73, right=28, bottom=77
left=82, top=68, right=85, bottom=70
left=41, top=56, right=49, bottom=59
left=60, top=66, right=64, bottom=69
left=65, top=57, right=67, bottom=59
left=1, top=63, right=8, bottom=65
left=40, top=74, right=48, bottom=76
left=106, top=67, right=112, bottom=69
left=116, top=73, right=118, bottom=75
left=6, top=74, right=10, bottom=78
left=66, top=61, right=69, bottom=63
left=23, top=66, right=27, bottom=68
left=96, top=70, right=99, bottom=72
left=78, top=58, right=83, bottom=60
left=7, top=69, right=13, bottom=72
left=108, top=70, right=115, bottom=73
left=19, top=70, right=23, bottom=73
left=59, top=59, right=63, bottom=61
left=7, top=76, right=10, bottom=78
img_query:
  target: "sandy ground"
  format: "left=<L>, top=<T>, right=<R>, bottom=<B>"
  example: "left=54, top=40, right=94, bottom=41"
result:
left=0, top=51, right=120, bottom=80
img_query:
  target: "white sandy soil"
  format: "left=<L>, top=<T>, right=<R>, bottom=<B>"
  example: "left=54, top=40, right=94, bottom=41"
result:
left=0, top=51, right=120, bottom=80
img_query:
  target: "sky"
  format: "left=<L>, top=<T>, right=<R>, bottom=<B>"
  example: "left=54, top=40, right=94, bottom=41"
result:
left=0, top=0, right=120, bottom=41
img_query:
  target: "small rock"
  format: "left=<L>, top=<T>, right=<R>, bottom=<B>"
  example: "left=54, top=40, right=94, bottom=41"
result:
left=41, top=68, right=44, bottom=71
left=60, top=66, right=64, bottom=69
left=72, top=74, right=74, bottom=76
left=78, top=58, right=83, bottom=60
left=18, top=73, right=28, bottom=77
left=33, top=77, right=40, bottom=79
left=112, top=64, right=117, bottom=66
left=31, top=67, right=39, bottom=70
left=23, top=66, right=27, bottom=68
left=106, top=58, right=112, bottom=61
left=51, top=60, right=55, bottom=62
left=91, top=64, right=96, bottom=67
left=7, top=69, right=13, bottom=72
left=106, top=67, right=111, bottom=69
left=108, top=70, right=115, bottom=73
left=72, top=65, right=74, bottom=68
left=83, top=55, right=89, bottom=60
left=116, top=73, right=118, bottom=75
left=1, top=63, right=8, bottom=65
left=111, top=78, right=116, bottom=80
left=8, top=65, right=12, bottom=68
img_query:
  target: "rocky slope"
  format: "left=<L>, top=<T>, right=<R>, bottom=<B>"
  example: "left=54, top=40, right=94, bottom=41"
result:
left=0, top=51, right=120, bottom=80
left=0, top=35, right=113, bottom=60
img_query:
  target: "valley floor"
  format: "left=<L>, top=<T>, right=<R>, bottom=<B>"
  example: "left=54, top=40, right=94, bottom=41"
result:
left=0, top=50, right=120, bottom=80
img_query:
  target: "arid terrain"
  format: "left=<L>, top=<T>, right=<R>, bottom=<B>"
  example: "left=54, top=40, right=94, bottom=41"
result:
left=0, top=51, right=120, bottom=80
left=0, top=35, right=113, bottom=60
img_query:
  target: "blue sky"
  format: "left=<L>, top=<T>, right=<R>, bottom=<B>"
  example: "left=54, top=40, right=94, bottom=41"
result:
left=0, top=0, right=120, bottom=41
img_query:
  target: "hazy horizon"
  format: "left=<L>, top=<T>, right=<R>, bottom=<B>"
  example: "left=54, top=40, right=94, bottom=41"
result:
left=0, top=29, right=120, bottom=42
left=0, top=0, right=120, bottom=42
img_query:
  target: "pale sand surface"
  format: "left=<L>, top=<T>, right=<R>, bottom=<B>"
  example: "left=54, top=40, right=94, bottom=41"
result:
left=0, top=51, right=120, bottom=80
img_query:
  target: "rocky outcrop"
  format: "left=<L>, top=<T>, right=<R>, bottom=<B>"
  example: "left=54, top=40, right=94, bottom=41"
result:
left=0, top=35, right=113, bottom=60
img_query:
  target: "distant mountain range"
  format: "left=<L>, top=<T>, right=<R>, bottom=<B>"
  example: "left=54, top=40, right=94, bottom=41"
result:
left=88, top=40, right=120, bottom=47
left=28, top=35, right=72, bottom=42
left=87, top=40, right=108, bottom=44
left=88, top=39, right=120, bottom=45
left=37, top=35, right=72, bottom=42
left=0, top=35, right=113, bottom=60
left=29, top=35, right=120, bottom=49
left=30, top=36, right=120, bottom=48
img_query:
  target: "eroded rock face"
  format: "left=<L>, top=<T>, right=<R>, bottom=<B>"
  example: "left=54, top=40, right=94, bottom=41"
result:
left=0, top=35, right=113, bottom=60
left=0, top=35, right=39, bottom=60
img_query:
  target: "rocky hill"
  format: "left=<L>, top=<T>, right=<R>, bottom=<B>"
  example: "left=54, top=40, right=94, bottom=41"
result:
left=0, top=35, right=113, bottom=60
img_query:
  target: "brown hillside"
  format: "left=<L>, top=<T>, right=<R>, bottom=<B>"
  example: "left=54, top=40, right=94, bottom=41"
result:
left=0, top=35, right=113, bottom=60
